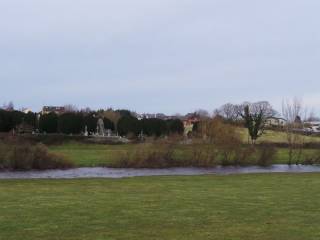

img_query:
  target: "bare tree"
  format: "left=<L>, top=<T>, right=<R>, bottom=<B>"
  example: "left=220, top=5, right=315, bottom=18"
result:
left=64, top=104, right=78, bottom=112
left=215, top=103, right=240, bottom=122
left=81, top=107, right=92, bottom=114
left=195, top=109, right=210, bottom=119
left=282, top=98, right=306, bottom=165
left=198, top=116, right=240, bottom=145
left=2, top=101, right=14, bottom=111
left=306, top=109, right=320, bottom=122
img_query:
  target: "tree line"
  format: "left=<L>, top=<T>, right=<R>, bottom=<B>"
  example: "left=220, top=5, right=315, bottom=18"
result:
left=0, top=109, right=184, bottom=137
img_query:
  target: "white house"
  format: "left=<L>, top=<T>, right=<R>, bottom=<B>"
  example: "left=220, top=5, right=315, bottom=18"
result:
left=266, top=117, right=287, bottom=127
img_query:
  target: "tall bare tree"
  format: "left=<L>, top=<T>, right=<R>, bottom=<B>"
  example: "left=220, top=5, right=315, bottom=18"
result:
left=64, top=104, right=78, bottom=112
left=2, top=101, right=14, bottom=111
left=215, top=103, right=240, bottom=122
left=282, top=98, right=306, bottom=165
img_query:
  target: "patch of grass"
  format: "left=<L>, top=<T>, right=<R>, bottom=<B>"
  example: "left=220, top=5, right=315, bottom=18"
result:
left=49, top=142, right=134, bottom=167
left=238, top=127, right=320, bottom=144
left=1, top=174, right=320, bottom=239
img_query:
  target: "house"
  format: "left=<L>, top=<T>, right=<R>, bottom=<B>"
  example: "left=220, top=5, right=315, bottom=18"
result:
left=266, top=117, right=287, bottom=127
left=42, top=106, right=65, bottom=115
left=183, top=115, right=200, bottom=137
left=136, top=113, right=172, bottom=120
left=22, top=108, right=32, bottom=114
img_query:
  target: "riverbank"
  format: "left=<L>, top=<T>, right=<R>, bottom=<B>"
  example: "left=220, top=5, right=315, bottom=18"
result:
left=1, top=173, right=320, bottom=240
left=1, top=164, right=320, bottom=179
left=1, top=136, right=320, bottom=170
left=49, top=142, right=320, bottom=167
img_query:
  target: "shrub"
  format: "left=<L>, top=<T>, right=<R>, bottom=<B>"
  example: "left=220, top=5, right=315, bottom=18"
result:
left=0, top=141, right=11, bottom=169
left=189, top=145, right=218, bottom=167
left=234, top=146, right=256, bottom=166
left=113, top=144, right=176, bottom=168
left=8, top=144, right=35, bottom=170
left=302, top=151, right=320, bottom=165
left=32, top=143, right=74, bottom=170
left=197, top=117, right=257, bottom=166
left=0, top=142, right=73, bottom=170
left=113, top=143, right=220, bottom=168
left=256, top=146, right=276, bottom=166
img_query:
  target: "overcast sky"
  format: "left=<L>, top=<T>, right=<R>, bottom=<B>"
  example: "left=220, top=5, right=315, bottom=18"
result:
left=1, top=0, right=320, bottom=115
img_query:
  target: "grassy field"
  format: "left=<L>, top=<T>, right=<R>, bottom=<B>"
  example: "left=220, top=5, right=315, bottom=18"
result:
left=238, top=128, right=320, bottom=144
left=1, top=174, right=320, bottom=240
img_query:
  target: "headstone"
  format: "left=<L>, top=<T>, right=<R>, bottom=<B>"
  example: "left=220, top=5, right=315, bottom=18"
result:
left=107, top=129, right=112, bottom=137
left=84, top=125, right=88, bottom=136
left=97, top=118, right=105, bottom=136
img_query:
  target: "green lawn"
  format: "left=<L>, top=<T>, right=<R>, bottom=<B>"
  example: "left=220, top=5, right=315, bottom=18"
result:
left=49, top=143, right=135, bottom=167
left=1, top=174, right=320, bottom=239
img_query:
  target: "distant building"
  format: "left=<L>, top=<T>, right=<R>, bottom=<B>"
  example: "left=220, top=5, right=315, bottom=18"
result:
left=42, top=106, right=65, bottom=115
left=22, top=108, right=32, bottom=114
left=266, top=117, right=287, bottom=127
left=136, top=113, right=174, bottom=120
left=183, top=115, right=200, bottom=136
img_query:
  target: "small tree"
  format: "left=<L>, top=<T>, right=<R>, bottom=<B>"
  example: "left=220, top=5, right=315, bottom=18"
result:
left=103, top=117, right=115, bottom=131
left=282, top=98, right=306, bottom=165
left=240, top=101, right=275, bottom=144
left=117, top=116, right=141, bottom=137
left=39, top=112, right=58, bottom=133
left=103, top=109, right=121, bottom=134
left=83, top=113, right=97, bottom=133
left=166, top=119, right=184, bottom=135
left=0, top=109, right=14, bottom=132
left=141, top=118, right=167, bottom=137
left=198, top=117, right=249, bottom=165
left=58, top=112, right=83, bottom=134
left=215, top=103, right=241, bottom=122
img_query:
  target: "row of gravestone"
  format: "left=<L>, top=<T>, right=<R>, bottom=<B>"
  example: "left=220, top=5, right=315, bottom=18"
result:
left=84, top=118, right=112, bottom=137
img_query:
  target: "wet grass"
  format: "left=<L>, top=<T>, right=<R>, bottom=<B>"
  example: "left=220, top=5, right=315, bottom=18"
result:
left=1, top=173, right=320, bottom=240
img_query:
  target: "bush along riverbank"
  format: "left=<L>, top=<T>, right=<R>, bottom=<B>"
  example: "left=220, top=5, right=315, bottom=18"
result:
left=2, top=140, right=320, bottom=170
left=0, top=140, right=73, bottom=170
left=108, top=143, right=279, bottom=168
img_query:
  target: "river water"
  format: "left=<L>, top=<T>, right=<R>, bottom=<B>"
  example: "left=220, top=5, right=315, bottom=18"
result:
left=1, top=165, right=320, bottom=179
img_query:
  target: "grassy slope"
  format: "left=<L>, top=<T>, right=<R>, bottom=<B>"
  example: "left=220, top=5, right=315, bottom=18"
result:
left=238, top=128, right=320, bottom=144
left=1, top=174, right=320, bottom=240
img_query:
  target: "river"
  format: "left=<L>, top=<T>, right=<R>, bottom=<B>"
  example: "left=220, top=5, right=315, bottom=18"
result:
left=1, top=164, right=320, bottom=179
